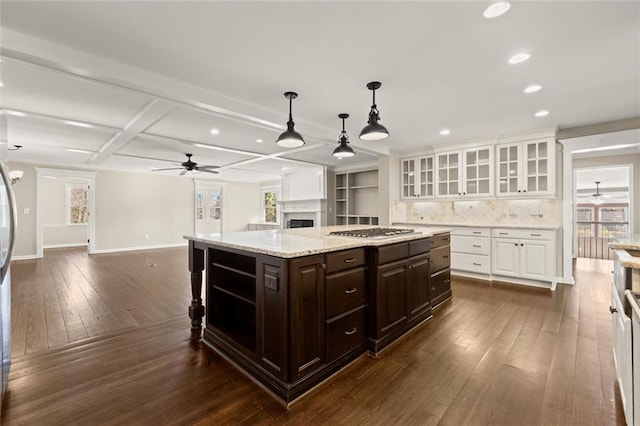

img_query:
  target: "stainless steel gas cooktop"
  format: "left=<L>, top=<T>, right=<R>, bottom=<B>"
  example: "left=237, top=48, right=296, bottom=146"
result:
left=328, top=228, right=416, bottom=238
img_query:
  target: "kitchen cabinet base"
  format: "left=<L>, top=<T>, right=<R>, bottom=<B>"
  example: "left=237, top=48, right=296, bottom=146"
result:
left=367, top=309, right=433, bottom=354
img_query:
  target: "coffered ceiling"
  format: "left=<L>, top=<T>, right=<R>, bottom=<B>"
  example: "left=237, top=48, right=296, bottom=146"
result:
left=0, top=1, right=638, bottom=183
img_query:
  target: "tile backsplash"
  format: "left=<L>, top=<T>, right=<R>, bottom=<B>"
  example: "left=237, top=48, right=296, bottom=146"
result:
left=392, top=198, right=561, bottom=228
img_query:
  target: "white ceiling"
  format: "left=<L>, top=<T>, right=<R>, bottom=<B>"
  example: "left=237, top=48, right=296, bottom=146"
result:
left=0, top=1, right=638, bottom=182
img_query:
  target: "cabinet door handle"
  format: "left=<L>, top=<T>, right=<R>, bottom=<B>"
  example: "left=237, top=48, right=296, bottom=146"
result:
left=345, top=288, right=357, bottom=294
left=444, top=279, right=450, bottom=283
left=345, top=327, right=357, bottom=335
left=514, top=243, right=518, bottom=246
left=431, top=286, right=436, bottom=291
left=473, top=262, right=481, bottom=266
left=518, top=190, right=522, bottom=193
left=520, top=243, right=524, bottom=247
left=523, top=190, right=527, bottom=193
left=320, top=263, right=327, bottom=269
left=472, top=245, right=482, bottom=248
left=609, top=306, right=617, bottom=314
left=344, top=257, right=356, bottom=263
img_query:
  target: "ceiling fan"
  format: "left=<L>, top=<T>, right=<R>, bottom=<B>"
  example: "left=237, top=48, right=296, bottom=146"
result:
left=152, top=154, right=219, bottom=175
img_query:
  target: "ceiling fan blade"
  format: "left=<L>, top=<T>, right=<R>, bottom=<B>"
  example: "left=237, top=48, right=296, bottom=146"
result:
left=179, top=169, right=188, bottom=176
left=198, top=169, right=219, bottom=174
left=152, top=167, right=184, bottom=171
left=197, top=165, right=220, bottom=169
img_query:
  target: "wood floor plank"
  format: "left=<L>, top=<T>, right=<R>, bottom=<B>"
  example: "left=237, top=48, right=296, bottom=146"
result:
left=3, top=250, right=626, bottom=425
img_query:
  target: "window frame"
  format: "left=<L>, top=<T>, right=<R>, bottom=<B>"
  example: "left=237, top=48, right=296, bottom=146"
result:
left=65, top=183, right=89, bottom=226
left=261, top=186, right=280, bottom=224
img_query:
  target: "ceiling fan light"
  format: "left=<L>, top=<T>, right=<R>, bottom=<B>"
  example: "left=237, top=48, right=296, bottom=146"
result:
left=277, top=91, right=305, bottom=148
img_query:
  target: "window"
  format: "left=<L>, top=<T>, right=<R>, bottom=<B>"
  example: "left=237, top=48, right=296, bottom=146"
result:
left=262, top=187, right=279, bottom=224
left=66, top=184, right=88, bottom=225
left=599, top=206, right=629, bottom=237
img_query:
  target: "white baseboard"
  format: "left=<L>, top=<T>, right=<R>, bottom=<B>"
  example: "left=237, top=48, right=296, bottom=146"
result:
left=12, top=254, right=39, bottom=261
left=90, top=242, right=188, bottom=254
left=44, top=243, right=88, bottom=249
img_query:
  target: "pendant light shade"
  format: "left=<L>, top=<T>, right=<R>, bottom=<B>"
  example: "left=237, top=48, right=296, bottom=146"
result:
left=276, top=91, right=305, bottom=148
left=359, top=81, right=389, bottom=141
left=592, top=181, right=605, bottom=205
left=333, top=113, right=355, bottom=158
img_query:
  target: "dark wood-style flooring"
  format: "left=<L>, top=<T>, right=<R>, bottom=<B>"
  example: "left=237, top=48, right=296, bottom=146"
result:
left=2, top=248, right=625, bottom=425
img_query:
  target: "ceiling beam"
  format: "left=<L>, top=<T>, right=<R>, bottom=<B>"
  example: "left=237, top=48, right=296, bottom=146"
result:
left=87, top=99, right=177, bottom=164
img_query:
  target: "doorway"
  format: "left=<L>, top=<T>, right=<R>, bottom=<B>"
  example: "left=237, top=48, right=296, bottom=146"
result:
left=35, top=168, right=96, bottom=258
left=574, top=165, right=631, bottom=260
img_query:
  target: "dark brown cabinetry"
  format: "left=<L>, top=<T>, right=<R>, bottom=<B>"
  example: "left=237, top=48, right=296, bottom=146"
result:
left=189, top=232, right=451, bottom=405
left=371, top=238, right=433, bottom=352
left=430, top=234, right=452, bottom=308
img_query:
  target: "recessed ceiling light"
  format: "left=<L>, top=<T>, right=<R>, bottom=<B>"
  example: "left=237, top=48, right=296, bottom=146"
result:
left=534, top=110, right=549, bottom=117
left=484, top=2, right=511, bottom=18
left=440, top=129, right=451, bottom=136
left=524, top=84, right=542, bottom=94
left=508, top=53, right=530, bottom=64
left=66, top=148, right=93, bottom=154
left=64, top=120, right=94, bottom=128
left=256, top=139, right=263, bottom=143
left=0, top=81, right=4, bottom=88
left=4, top=110, right=26, bottom=117
left=210, top=128, right=220, bottom=135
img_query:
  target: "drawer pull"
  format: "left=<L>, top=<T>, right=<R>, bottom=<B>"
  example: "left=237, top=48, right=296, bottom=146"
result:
left=530, top=233, right=542, bottom=237
left=473, top=262, right=482, bottom=266
left=472, top=245, right=482, bottom=248
left=344, top=288, right=357, bottom=294
left=444, top=279, right=450, bottom=283
left=442, top=237, right=450, bottom=241
left=345, top=327, right=357, bottom=335
left=431, top=286, right=436, bottom=291
left=609, top=306, right=617, bottom=314
left=344, top=257, right=356, bottom=263
left=472, top=231, right=482, bottom=234
left=499, top=232, right=508, bottom=235
left=443, top=255, right=449, bottom=259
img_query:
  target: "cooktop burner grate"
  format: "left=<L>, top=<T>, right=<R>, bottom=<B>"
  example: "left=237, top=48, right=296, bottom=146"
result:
left=328, top=228, right=416, bottom=238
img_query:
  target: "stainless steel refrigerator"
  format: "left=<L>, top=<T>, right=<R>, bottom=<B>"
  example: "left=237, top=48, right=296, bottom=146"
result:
left=0, top=115, right=17, bottom=406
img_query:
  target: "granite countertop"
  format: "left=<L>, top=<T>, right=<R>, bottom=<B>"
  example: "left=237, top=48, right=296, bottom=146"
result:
left=394, top=222, right=559, bottom=230
left=185, top=225, right=451, bottom=258
left=609, top=234, right=640, bottom=250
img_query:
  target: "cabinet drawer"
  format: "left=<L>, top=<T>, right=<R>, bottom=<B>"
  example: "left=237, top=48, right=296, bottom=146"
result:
left=451, top=253, right=490, bottom=274
left=325, top=267, right=367, bottom=318
left=326, top=248, right=366, bottom=274
left=431, top=246, right=450, bottom=273
left=451, top=235, right=490, bottom=255
left=491, top=228, right=554, bottom=240
left=431, top=233, right=451, bottom=248
left=377, top=242, right=409, bottom=265
left=326, top=307, right=366, bottom=362
left=451, top=227, right=490, bottom=237
left=409, top=238, right=432, bottom=256
left=430, top=270, right=451, bottom=306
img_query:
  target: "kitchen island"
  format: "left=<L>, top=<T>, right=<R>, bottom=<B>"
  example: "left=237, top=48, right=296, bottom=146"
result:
left=186, top=225, right=451, bottom=405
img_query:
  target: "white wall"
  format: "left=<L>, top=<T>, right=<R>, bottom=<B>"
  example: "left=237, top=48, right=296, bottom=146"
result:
left=42, top=176, right=88, bottom=248
left=9, top=162, right=262, bottom=257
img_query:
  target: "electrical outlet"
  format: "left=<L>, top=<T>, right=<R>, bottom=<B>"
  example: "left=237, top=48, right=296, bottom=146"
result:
left=144, top=234, right=149, bottom=240
left=23, top=208, right=30, bottom=215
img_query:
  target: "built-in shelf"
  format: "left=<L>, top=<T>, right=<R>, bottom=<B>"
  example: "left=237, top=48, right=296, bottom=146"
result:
left=335, top=169, right=379, bottom=226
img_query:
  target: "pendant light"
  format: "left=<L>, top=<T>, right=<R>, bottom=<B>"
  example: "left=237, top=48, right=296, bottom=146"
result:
left=333, top=113, right=355, bottom=158
left=359, top=81, right=389, bottom=141
left=276, top=91, right=305, bottom=148
left=592, top=181, right=605, bottom=205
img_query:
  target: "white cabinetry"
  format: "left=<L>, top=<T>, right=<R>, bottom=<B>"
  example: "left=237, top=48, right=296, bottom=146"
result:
left=496, top=138, right=555, bottom=197
left=451, top=228, right=491, bottom=275
left=400, top=156, right=434, bottom=199
left=435, top=146, right=493, bottom=198
left=629, top=291, right=640, bottom=426
left=335, top=169, right=379, bottom=225
left=282, top=167, right=326, bottom=201
left=491, top=228, right=555, bottom=284
left=612, top=286, right=633, bottom=425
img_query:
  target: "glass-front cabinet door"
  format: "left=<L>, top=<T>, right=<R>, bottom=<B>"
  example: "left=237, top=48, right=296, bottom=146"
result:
left=401, top=158, right=417, bottom=198
left=463, top=147, right=493, bottom=196
left=497, top=143, right=520, bottom=195
left=401, top=156, right=434, bottom=199
left=525, top=140, right=550, bottom=194
left=436, top=152, right=460, bottom=197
